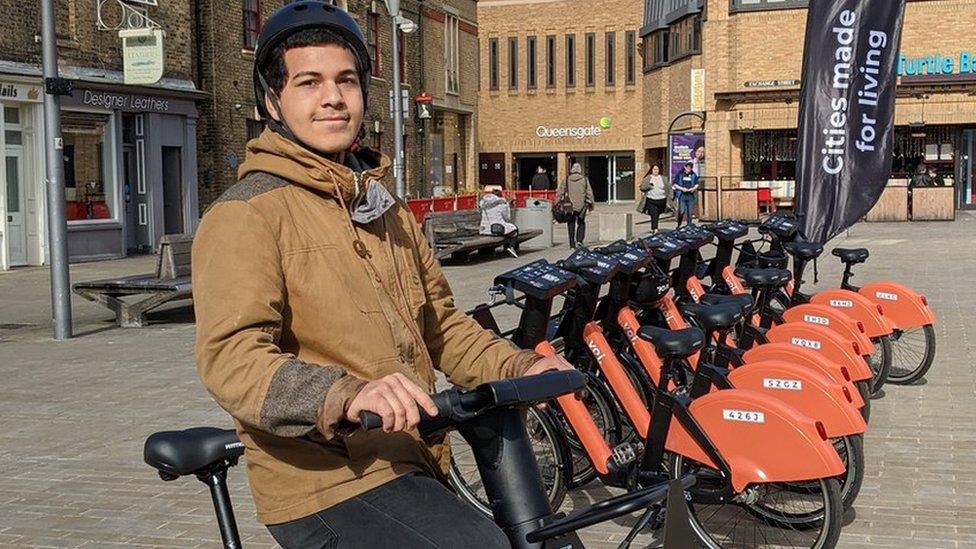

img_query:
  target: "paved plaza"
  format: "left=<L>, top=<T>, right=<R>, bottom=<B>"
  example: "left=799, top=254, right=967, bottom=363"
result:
left=1, top=208, right=974, bottom=548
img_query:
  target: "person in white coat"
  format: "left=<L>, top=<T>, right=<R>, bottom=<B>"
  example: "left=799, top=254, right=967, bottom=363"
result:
left=479, top=190, right=519, bottom=257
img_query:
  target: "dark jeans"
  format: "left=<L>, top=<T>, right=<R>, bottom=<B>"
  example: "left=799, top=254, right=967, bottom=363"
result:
left=643, top=198, right=667, bottom=230
left=267, top=474, right=510, bottom=549
left=567, top=210, right=587, bottom=247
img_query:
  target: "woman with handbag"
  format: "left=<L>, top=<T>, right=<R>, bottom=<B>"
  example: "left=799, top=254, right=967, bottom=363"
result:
left=636, top=164, right=667, bottom=232
left=556, top=162, right=595, bottom=248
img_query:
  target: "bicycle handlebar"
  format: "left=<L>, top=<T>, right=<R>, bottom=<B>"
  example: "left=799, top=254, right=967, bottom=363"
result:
left=359, top=370, right=588, bottom=434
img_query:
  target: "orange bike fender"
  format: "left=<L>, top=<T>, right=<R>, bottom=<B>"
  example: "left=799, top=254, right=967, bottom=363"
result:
left=810, top=289, right=893, bottom=338
left=766, top=323, right=873, bottom=382
left=858, top=281, right=936, bottom=329
left=665, top=389, right=845, bottom=492
left=535, top=341, right=613, bottom=476
left=741, top=344, right=866, bottom=409
left=783, top=304, right=875, bottom=356
left=727, top=361, right=867, bottom=438
left=583, top=322, right=651, bottom=439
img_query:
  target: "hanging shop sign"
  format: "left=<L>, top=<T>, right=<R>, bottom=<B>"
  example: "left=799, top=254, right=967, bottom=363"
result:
left=121, top=28, right=165, bottom=85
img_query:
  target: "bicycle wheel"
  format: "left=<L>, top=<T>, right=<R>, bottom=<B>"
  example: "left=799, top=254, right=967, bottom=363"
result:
left=554, top=372, right=622, bottom=488
left=866, top=335, right=892, bottom=395
left=854, top=380, right=871, bottom=423
left=778, top=434, right=863, bottom=512
left=669, top=454, right=843, bottom=548
left=449, top=407, right=570, bottom=517
left=887, top=324, right=936, bottom=385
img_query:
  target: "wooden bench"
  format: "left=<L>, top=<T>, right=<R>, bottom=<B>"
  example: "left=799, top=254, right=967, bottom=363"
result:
left=73, top=234, right=193, bottom=328
left=421, top=209, right=543, bottom=261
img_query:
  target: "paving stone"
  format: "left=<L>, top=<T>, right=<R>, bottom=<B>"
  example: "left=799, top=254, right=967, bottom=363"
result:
left=0, top=208, right=973, bottom=547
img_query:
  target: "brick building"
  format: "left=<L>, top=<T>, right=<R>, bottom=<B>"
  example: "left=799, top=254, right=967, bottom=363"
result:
left=196, top=0, right=480, bottom=205
left=0, top=0, right=203, bottom=270
left=476, top=0, right=644, bottom=202
left=641, top=0, right=976, bottom=217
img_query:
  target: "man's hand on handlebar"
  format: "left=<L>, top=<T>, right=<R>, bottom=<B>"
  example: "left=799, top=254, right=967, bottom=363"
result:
left=523, top=355, right=575, bottom=377
left=343, top=373, right=439, bottom=433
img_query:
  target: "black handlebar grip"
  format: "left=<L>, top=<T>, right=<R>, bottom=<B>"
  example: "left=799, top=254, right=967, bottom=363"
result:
left=359, top=391, right=455, bottom=432
left=359, top=411, right=384, bottom=431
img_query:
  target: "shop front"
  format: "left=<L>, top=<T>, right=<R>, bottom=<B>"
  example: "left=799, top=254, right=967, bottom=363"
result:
left=59, top=85, right=201, bottom=261
left=0, top=78, right=44, bottom=271
left=480, top=119, right=642, bottom=203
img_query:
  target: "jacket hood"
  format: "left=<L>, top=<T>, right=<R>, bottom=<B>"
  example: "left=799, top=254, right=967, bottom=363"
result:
left=239, top=129, right=391, bottom=204
left=568, top=172, right=586, bottom=182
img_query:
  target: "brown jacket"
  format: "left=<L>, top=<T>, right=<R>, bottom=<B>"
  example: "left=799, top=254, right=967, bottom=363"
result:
left=192, top=129, right=539, bottom=524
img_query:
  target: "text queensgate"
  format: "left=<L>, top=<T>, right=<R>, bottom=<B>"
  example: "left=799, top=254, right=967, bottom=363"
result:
left=821, top=9, right=888, bottom=176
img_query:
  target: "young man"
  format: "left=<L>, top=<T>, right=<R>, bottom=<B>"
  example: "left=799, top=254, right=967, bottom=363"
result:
left=671, top=162, right=699, bottom=226
left=191, top=3, right=570, bottom=547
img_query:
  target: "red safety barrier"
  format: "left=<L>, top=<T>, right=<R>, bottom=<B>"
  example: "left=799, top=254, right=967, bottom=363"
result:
left=432, top=196, right=456, bottom=212
left=456, top=194, right=478, bottom=210
left=406, top=198, right=432, bottom=225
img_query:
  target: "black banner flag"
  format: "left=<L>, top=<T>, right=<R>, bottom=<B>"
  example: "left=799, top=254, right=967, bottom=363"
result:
left=795, top=0, right=907, bottom=243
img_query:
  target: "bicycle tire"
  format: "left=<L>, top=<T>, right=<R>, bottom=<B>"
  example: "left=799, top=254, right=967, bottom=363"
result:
left=669, top=453, right=843, bottom=548
left=448, top=406, right=570, bottom=517
left=854, top=379, right=871, bottom=423
left=887, top=324, right=936, bottom=385
left=867, top=335, right=892, bottom=395
left=781, top=434, right=863, bottom=512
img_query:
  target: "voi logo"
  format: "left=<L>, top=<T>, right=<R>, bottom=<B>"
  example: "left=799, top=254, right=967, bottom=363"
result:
left=803, top=314, right=830, bottom=326
left=622, top=322, right=638, bottom=341
left=587, top=339, right=606, bottom=361
left=829, top=299, right=853, bottom=308
left=875, top=291, right=898, bottom=301
left=791, top=337, right=822, bottom=350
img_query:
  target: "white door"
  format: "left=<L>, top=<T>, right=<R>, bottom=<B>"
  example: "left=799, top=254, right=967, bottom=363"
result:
left=5, top=149, right=26, bottom=266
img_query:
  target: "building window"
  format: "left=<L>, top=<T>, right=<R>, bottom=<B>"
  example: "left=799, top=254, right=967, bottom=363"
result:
left=445, top=15, right=460, bottom=94
left=649, top=14, right=701, bottom=69
left=545, top=35, right=556, bottom=88
left=605, top=32, right=615, bottom=86
left=367, top=12, right=380, bottom=77
left=489, top=38, right=499, bottom=90
left=526, top=36, right=537, bottom=89
left=743, top=130, right=799, bottom=181
left=625, top=31, right=635, bottom=85
left=731, top=0, right=808, bottom=12
left=584, top=33, right=595, bottom=87
left=62, top=111, right=117, bottom=223
left=242, top=0, right=260, bottom=51
left=565, top=34, right=576, bottom=87
left=508, top=36, right=518, bottom=90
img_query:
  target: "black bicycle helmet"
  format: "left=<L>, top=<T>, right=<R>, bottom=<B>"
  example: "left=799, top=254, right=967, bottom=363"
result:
left=253, top=0, right=372, bottom=121
left=631, top=263, right=672, bottom=305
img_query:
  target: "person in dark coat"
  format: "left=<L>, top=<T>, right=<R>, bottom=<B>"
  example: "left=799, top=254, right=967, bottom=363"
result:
left=530, top=165, right=550, bottom=190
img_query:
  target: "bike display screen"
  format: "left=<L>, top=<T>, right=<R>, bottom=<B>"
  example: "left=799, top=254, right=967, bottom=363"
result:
left=759, top=213, right=799, bottom=240
left=642, top=234, right=690, bottom=260
left=564, top=249, right=620, bottom=284
left=706, top=220, right=749, bottom=241
left=494, top=259, right=578, bottom=299
left=599, top=240, right=652, bottom=274
left=670, top=224, right=715, bottom=249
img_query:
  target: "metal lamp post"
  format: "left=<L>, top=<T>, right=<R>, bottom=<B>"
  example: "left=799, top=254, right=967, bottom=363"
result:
left=384, top=0, right=405, bottom=198
left=40, top=0, right=73, bottom=339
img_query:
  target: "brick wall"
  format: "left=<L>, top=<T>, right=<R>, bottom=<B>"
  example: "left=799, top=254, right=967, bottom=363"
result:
left=642, top=0, right=976, bottom=181
left=196, top=0, right=434, bottom=206
left=477, top=0, right=644, bottom=184
left=0, top=0, right=195, bottom=81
